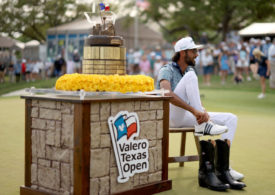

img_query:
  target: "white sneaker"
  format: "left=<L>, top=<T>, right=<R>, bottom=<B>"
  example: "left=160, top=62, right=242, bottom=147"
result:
left=229, top=167, right=244, bottom=181
left=257, top=93, right=265, bottom=99
left=247, top=76, right=251, bottom=81
left=194, top=121, right=228, bottom=137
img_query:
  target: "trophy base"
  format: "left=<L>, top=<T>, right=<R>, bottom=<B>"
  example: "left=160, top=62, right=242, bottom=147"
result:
left=85, top=35, right=124, bottom=46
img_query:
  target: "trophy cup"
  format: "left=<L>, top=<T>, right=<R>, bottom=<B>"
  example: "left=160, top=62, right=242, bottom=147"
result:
left=82, top=2, right=126, bottom=75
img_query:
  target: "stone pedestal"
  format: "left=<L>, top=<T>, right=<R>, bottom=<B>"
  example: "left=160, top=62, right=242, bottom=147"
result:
left=20, top=94, right=172, bottom=195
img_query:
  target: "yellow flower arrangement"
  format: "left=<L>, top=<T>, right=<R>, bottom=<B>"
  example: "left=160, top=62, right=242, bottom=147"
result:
left=55, top=73, right=154, bottom=93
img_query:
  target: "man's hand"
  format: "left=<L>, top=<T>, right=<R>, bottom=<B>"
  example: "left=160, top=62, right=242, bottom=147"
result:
left=193, top=110, right=209, bottom=124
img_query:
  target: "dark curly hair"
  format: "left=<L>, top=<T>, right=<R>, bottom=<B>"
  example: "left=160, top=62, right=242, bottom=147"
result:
left=172, top=52, right=180, bottom=62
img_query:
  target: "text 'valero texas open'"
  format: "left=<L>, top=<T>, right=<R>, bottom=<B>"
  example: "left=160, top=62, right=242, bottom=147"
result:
left=108, top=111, right=149, bottom=183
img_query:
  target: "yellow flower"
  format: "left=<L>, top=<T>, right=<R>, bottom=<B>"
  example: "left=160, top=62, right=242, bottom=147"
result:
left=55, top=73, right=154, bottom=93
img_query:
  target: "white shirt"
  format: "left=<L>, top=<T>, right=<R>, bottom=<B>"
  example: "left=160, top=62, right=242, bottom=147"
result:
left=201, top=51, right=213, bottom=67
left=268, top=44, right=275, bottom=62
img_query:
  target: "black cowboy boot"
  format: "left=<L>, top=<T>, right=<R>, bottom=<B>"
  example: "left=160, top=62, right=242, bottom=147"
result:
left=198, top=140, right=229, bottom=191
left=215, top=139, right=246, bottom=190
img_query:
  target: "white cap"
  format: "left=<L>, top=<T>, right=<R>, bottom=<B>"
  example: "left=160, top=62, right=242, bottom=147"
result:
left=156, top=55, right=161, bottom=60
left=265, top=37, right=271, bottom=41
left=174, top=37, right=203, bottom=52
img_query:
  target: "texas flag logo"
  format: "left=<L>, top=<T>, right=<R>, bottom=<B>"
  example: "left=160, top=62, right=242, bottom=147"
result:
left=114, top=114, right=138, bottom=141
left=108, top=111, right=149, bottom=183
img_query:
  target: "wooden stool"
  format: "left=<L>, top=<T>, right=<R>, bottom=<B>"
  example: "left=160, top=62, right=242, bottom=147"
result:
left=168, top=127, right=200, bottom=167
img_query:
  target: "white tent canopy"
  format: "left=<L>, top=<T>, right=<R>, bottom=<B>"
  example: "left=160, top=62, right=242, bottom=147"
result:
left=239, top=23, right=275, bottom=36
left=25, top=40, right=40, bottom=47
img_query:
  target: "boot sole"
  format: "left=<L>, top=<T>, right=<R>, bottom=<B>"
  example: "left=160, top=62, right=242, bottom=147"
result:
left=230, top=185, right=246, bottom=190
left=199, top=179, right=229, bottom=191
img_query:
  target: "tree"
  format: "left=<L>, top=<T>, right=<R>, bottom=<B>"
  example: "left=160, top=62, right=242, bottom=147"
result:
left=139, top=0, right=275, bottom=42
left=0, top=0, right=91, bottom=42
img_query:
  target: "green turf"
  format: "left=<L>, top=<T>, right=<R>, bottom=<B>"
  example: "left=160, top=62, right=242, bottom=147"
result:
left=0, top=77, right=57, bottom=96
left=1, top=75, right=275, bottom=195
left=0, top=97, right=24, bottom=195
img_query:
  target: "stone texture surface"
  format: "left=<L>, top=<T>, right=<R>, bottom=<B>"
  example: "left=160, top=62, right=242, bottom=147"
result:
left=61, top=163, right=71, bottom=191
left=46, top=146, right=70, bottom=163
left=37, top=166, right=60, bottom=190
left=30, top=99, right=165, bottom=194
left=61, top=114, right=74, bottom=148
left=30, top=100, right=74, bottom=194
left=99, top=176, right=110, bottom=195
left=40, top=108, right=61, bottom=120
left=110, top=167, right=133, bottom=194
left=31, top=163, right=37, bottom=184
left=90, top=178, right=99, bottom=195
left=90, top=100, right=165, bottom=194
left=100, top=134, right=111, bottom=148
left=90, top=122, right=101, bottom=148
left=90, top=148, right=110, bottom=178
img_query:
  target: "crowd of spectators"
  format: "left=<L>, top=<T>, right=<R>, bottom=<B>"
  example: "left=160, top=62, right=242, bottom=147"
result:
left=1, top=36, right=274, bottom=99
left=0, top=49, right=81, bottom=83
left=126, top=36, right=275, bottom=98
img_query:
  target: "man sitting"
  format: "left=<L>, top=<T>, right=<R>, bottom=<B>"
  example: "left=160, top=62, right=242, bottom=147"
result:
left=157, top=37, right=245, bottom=190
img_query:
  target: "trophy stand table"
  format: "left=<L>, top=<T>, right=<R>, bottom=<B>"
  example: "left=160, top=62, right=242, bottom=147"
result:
left=20, top=93, right=172, bottom=195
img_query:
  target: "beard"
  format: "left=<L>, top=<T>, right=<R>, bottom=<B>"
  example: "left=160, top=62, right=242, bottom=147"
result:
left=184, top=54, right=196, bottom=66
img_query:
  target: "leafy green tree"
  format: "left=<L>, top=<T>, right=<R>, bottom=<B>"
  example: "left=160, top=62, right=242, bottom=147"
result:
left=139, top=0, right=275, bottom=42
left=0, top=0, right=91, bottom=42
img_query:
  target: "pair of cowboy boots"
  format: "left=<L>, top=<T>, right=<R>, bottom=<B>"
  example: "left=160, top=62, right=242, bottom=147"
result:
left=198, top=139, right=246, bottom=191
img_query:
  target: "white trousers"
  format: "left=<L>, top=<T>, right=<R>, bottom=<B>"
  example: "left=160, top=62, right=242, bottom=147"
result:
left=169, top=71, right=237, bottom=143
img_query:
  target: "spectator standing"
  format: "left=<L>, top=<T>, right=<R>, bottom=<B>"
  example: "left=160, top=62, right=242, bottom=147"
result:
left=249, top=39, right=258, bottom=79
left=32, top=60, right=43, bottom=81
left=25, top=59, right=33, bottom=82
left=228, top=41, right=238, bottom=77
left=219, top=47, right=230, bottom=85
left=236, top=44, right=250, bottom=82
left=201, top=48, right=214, bottom=86
left=149, top=52, right=156, bottom=75
left=133, top=49, right=142, bottom=74
left=21, top=59, right=26, bottom=81
left=14, top=60, right=21, bottom=83
left=262, top=37, right=272, bottom=57
left=8, top=62, right=15, bottom=83
left=153, top=55, right=163, bottom=80
left=139, top=55, right=151, bottom=76
left=268, top=38, right=275, bottom=88
left=54, top=55, right=66, bottom=77
left=66, top=59, right=74, bottom=74
left=213, top=45, right=221, bottom=75
left=0, top=62, right=6, bottom=83
left=127, top=48, right=135, bottom=74
left=155, top=45, right=162, bottom=57
left=44, top=58, right=53, bottom=78
left=253, top=49, right=270, bottom=99
left=73, top=50, right=81, bottom=73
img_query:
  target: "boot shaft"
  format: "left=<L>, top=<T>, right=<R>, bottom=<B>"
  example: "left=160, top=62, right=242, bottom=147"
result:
left=215, top=139, right=230, bottom=171
left=199, top=140, right=215, bottom=171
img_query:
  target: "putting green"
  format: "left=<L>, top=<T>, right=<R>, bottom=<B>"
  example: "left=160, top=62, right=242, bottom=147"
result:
left=0, top=88, right=275, bottom=195
left=0, top=97, right=24, bottom=195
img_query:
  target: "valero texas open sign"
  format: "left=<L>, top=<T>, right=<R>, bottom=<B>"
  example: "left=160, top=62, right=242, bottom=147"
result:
left=108, top=111, right=149, bottom=183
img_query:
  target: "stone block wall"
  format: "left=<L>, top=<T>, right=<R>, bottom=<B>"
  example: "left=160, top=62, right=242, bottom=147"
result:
left=90, top=100, right=164, bottom=195
left=30, top=100, right=74, bottom=194
left=29, top=99, right=165, bottom=195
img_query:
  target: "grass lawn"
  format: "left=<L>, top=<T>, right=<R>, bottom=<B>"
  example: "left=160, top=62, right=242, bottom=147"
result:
left=0, top=77, right=57, bottom=96
left=0, top=75, right=275, bottom=194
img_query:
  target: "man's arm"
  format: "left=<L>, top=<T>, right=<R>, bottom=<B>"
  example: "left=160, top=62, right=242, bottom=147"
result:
left=160, top=79, right=208, bottom=124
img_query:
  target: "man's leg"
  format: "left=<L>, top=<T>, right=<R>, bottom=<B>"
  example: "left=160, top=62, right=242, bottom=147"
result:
left=170, top=71, right=203, bottom=127
left=209, top=112, right=244, bottom=180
